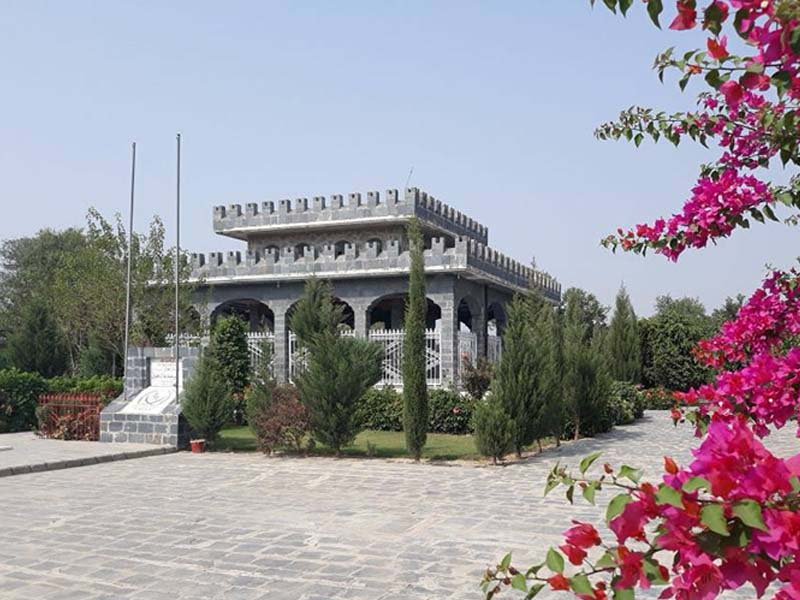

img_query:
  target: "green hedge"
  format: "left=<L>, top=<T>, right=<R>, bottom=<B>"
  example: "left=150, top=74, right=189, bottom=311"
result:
left=356, top=387, right=474, bottom=434
left=0, top=368, right=49, bottom=433
left=608, top=381, right=644, bottom=425
left=46, top=375, right=122, bottom=400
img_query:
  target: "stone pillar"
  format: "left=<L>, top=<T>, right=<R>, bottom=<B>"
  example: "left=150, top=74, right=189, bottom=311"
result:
left=473, top=308, right=487, bottom=360
left=353, top=303, right=369, bottom=338
left=431, top=292, right=458, bottom=387
left=272, top=302, right=290, bottom=383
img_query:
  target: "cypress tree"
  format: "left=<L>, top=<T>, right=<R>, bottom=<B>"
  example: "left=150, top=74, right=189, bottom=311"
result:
left=402, top=218, right=428, bottom=460
left=606, top=284, right=641, bottom=383
left=533, top=302, right=565, bottom=447
left=493, top=295, right=543, bottom=456
left=289, top=278, right=344, bottom=351
left=209, top=315, right=251, bottom=395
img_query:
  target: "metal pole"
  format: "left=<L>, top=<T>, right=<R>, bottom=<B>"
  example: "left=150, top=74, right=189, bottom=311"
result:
left=123, top=142, right=136, bottom=401
left=175, top=133, right=181, bottom=403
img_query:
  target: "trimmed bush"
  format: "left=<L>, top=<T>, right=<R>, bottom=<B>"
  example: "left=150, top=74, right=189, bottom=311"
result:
left=608, top=381, right=639, bottom=425
left=250, top=385, right=310, bottom=454
left=472, top=398, right=514, bottom=464
left=46, top=375, right=122, bottom=401
left=356, top=387, right=403, bottom=431
left=428, top=389, right=474, bottom=435
left=0, top=368, right=48, bottom=433
left=181, top=353, right=232, bottom=443
left=642, top=387, right=676, bottom=410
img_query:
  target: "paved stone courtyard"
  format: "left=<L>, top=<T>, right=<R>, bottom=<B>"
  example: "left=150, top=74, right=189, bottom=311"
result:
left=0, top=412, right=796, bottom=600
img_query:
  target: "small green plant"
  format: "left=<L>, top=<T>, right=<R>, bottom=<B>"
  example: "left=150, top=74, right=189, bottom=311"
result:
left=472, top=398, right=514, bottom=465
left=181, top=353, right=232, bottom=443
left=461, top=356, right=494, bottom=401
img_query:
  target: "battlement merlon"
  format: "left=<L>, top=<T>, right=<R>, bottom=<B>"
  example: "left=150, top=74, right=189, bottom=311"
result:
left=212, top=188, right=490, bottom=245
left=188, top=236, right=562, bottom=302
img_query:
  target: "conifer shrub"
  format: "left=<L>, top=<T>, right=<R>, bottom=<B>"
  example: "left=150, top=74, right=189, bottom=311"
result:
left=296, top=332, right=383, bottom=455
left=181, top=353, right=232, bottom=443
left=472, top=398, right=514, bottom=465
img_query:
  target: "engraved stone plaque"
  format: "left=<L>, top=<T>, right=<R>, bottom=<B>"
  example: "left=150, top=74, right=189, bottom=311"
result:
left=120, top=358, right=183, bottom=415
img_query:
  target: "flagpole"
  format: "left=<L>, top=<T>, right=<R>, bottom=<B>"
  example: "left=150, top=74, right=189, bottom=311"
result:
left=175, top=133, right=181, bottom=403
left=123, top=142, right=136, bottom=401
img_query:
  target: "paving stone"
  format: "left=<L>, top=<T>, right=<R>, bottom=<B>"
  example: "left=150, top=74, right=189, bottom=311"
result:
left=0, top=412, right=794, bottom=599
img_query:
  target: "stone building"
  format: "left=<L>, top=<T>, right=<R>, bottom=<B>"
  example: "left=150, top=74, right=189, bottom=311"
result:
left=188, top=187, right=561, bottom=387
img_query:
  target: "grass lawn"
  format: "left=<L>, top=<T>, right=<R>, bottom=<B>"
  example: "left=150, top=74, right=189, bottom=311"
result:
left=215, top=426, right=482, bottom=460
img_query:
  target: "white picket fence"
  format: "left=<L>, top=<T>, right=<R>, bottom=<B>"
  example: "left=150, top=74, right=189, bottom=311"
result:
left=367, top=329, right=441, bottom=387
left=487, top=335, right=503, bottom=364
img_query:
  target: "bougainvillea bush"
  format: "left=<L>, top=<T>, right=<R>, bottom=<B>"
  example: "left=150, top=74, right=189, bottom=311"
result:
left=482, top=2, right=800, bottom=599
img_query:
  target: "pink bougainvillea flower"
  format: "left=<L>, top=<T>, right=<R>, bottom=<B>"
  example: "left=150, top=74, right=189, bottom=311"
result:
left=670, top=0, right=698, bottom=30
left=564, top=521, right=602, bottom=549
left=707, top=35, right=729, bottom=59
left=720, top=80, right=744, bottom=108
left=548, top=574, right=571, bottom=591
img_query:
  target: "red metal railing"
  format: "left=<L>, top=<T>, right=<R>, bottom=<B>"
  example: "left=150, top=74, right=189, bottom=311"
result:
left=38, top=394, right=104, bottom=441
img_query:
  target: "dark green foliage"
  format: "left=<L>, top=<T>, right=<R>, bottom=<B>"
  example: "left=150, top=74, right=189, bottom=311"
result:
left=428, top=388, right=474, bottom=434
left=0, top=368, right=48, bottom=433
left=297, top=332, right=383, bottom=454
left=77, top=337, right=114, bottom=377
left=643, top=296, right=713, bottom=391
left=562, top=287, right=608, bottom=343
left=402, top=218, right=429, bottom=460
left=461, top=356, right=494, bottom=401
left=46, top=375, right=122, bottom=400
left=7, top=299, right=68, bottom=377
left=181, top=353, right=232, bottom=442
left=209, top=316, right=250, bottom=395
left=606, top=285, right=641, bottom=383
left=608, top=381, right=646, bottom=425
left=493, top=295, right=544, bottom=455
left=472, top=397, right=514, bottom=464
left=289, top=278, right=344, bottom=350
left=532, top=303, right=566, bottom=443
left=563, top=290, right=613, bottom=439
left=711, top=294, right=746, bottom=330
left=356, top=387, right=403, bottom=431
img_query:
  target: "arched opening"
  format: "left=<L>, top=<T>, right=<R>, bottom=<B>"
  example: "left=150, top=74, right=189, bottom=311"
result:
left=457, top=296, right=481, bottom=333
left=211, top=299, right=274, bottom=333
left=367, top=294, right=442, bottom=331
left=334, top=240, right=350, bottom=259
left=286, top=297, right=355, bottom=331
left=487, top=302, right=508, bottom=337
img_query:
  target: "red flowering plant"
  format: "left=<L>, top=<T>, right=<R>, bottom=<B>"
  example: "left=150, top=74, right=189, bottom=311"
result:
left=482, top=1, right=800, bottom=599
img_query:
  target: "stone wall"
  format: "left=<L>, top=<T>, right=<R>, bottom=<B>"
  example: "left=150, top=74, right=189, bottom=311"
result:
left=100, top=346, right=199, bottom=448
left=213, top=188, right=489, bottom=245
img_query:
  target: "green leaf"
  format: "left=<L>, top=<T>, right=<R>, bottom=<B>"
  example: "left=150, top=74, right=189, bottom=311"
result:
left=682, top=477, right=711, bottom=493
left=732, top=501, right=768, bottom=532
left=580, top=451, right=602, bottom=474
left=655, top=484, right=683, bottom=508
left=595, top=551, right=617, bottom=570
left=500, top=553, right=512, bottom=572
left=791, top=476, right=800, bottom=492
left=647, top=0, right=663, bottom=28
left=602, top=0, right=617, bottom=12
left=618, top=465, right=643, bottom=483
left=644, top=558, right=668, bottom=584
left=511, top=573, right=528, bottom=592
left=619, top=0, right=633, bottom=16
left=526, top=584, right=545, bottom=599
left=606, top=493, right=634, bottom=524
left=544, top=474, right=560, bottom=496
left=570, top=574, right=594, bottom=595
left=773, top=71, right=792, bottom=97
left=614, top=588, right=635, bottom=600
left=566, top=484, right=575, bottom=505
left=546, top=547, right=565, bottom=573
left=582, top=482, right=598, bottom=505
left=701, top=504, right=729, bottom=536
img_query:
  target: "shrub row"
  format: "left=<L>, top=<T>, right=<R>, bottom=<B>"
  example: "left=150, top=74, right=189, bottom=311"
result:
left=0, top=369, right=124, bottom=434
left=356, top=387, right=475, bottom=435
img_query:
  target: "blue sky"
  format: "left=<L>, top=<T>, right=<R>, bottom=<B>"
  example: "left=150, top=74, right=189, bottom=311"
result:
left=1, top=1, right=795, bottom=316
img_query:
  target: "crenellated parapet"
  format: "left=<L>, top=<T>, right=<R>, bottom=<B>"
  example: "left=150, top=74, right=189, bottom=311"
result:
left=212, top=188, right=489, bottom=245
left=190, top=235, right=561, bottom=301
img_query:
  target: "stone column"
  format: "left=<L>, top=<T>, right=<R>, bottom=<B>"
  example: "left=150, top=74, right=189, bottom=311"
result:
left=473, top=308, right=487, bottom=360
left=430, top=292, right=458, bottom=387
left=272, top=302, right=290, bottom=383
left=353, top=303, right=369, bottom=338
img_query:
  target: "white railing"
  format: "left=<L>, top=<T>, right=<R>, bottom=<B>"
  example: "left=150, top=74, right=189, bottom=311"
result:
left=368, top=328, right=441, bottom=388
left=487, top=335, right=503, bottom=364
left=247, top=331, right=274, bottom=373
left=288, top=328, right=355, bottom=383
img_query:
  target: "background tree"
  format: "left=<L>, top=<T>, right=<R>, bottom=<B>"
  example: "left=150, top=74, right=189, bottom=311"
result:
left=711, top=294, right=746, bottom=330
left=209, top=316, right=250, bottom=395
left=7, top=299, right=68, bottom=377
left=644, top=295, right=713, bottom=391
left=606, top=284, right=641, bottom=383
left=402, top=218, right=428, bottom=460
left=493, top=295, right=543, bottom=456
left=533, top=301, right=565, bottom=446
left=289, top=277, right=344, bottom=350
